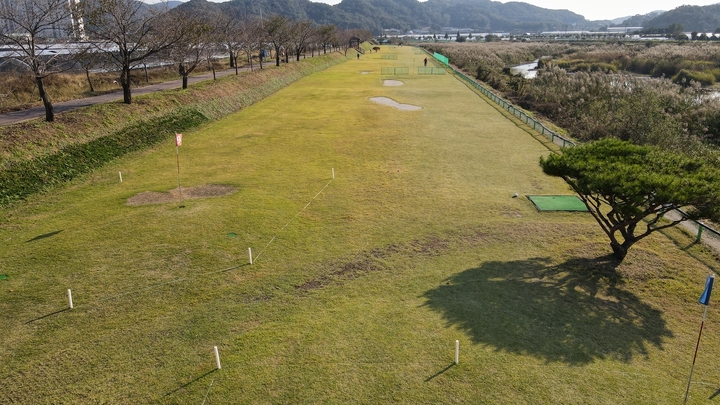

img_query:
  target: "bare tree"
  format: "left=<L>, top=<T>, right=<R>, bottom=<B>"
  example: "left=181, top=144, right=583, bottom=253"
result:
left=317, top=25, right=336, bottom=54
left=264, top=15, right=292, bottom=67
left=78, top=0, right=185, bottom=104
left=217, top=12, right=242, bottom=74
left=289, top=20, right=315, bottom=62
left=0, top=0, right=75, bottom=121
left=238, top=17, right=262, bottom=72
left=169, top=13, right=213, bottom=89
left=73, top=47, right=102, bottom=93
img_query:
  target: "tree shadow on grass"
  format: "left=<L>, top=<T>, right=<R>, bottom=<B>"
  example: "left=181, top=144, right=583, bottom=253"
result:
left=422, top=255, right=672, bottom=365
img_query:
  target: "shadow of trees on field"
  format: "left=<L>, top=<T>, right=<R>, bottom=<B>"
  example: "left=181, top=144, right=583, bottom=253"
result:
left=423, top=255, right=672, bottom=365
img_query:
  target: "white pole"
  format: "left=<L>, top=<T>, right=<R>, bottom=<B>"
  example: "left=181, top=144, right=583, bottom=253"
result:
left=214, top=346, right=221, bottom=369
left=332, top=168, right=335, bottom=179
left=248, top=247, right=253, bottom=265
left=119, top=172, right=122, bottom=183
left=67, top=289, right=73, bottom=309
left=455, top=340, right=459, bottom=365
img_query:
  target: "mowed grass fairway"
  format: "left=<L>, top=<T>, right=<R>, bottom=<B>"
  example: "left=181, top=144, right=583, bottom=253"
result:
left=2, top=46, right=720, bottom=404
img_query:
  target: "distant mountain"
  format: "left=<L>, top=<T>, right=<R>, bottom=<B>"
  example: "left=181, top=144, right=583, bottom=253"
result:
left=612, top=10, right=664, bottom=26
left=176, top=0, right=593, bottom=34
left=642, top=4, right=720, bottom=32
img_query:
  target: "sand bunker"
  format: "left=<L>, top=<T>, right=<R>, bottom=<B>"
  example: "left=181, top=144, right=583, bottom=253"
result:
left=361, top=71, right=372, bottom=74
left=369, top=97, right=421, bottom=111
left=127, top=184, right=237, bottom=206
left=383, top=80, right=404, bottom=86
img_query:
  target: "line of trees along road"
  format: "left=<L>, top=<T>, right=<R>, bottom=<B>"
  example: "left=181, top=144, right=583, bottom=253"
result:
left=0, top=0, right=372, bottom=121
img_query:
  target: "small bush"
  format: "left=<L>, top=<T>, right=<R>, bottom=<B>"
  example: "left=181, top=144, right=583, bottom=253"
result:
left=673, top=69, right=716, bottom=86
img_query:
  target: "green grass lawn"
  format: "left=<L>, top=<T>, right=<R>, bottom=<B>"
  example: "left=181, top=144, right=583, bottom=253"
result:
left=2, top=46, right=720, bottom=404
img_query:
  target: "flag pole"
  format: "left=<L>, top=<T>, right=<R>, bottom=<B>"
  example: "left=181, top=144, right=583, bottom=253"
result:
left=684, top=274, right=714, bottom=404
left=175, top=133, right=183, bottom=206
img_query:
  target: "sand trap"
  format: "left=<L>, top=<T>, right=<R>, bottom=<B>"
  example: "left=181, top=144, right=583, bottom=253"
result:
left=127, top=184, right=237, bottom=206
left=383, top=80, right=404, bottom=86
left=369, top=97, right=421, bottom=111
left=361, top=71, right=372, bottom=74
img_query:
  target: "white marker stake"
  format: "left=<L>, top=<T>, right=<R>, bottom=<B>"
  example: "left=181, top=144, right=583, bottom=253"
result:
left=332, top=168, right=335, bottom=179
left=248, top=247, right=253, bottom=265
left=68, top=289, right=74, bottom=309
left=455, top=340, right=459, bottom=365
left=214, top=346, right=221, bottom=369
left=119, top=172, right=123, bottom=183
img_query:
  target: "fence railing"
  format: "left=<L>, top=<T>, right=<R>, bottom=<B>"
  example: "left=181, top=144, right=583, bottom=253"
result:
left=381, top=67, right=409, bottom=75
left=418, top=67, right=446, bottom=75
left=450, top=68, right=576, bottom=148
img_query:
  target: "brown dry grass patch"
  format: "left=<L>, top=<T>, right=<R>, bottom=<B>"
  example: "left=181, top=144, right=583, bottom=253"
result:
left=126, top=184, right=237, bottom=206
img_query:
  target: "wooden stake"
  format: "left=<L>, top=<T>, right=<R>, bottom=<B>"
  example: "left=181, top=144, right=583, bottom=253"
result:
left=68, top=289, right=73, bottom=309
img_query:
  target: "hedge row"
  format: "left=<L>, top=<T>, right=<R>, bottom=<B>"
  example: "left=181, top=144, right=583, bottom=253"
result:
left=0, top=54, right=347, bottom=207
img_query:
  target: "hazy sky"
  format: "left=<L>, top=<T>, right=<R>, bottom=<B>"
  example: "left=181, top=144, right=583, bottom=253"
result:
left=306, top=0, right=720, bottom=21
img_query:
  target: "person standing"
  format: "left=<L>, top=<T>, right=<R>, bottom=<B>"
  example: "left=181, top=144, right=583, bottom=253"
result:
left=424, top=57, right=428, bottom=67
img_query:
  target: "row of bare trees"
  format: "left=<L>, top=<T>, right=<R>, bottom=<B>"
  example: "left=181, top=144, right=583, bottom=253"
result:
left=0, top=0, right=371, bottom=121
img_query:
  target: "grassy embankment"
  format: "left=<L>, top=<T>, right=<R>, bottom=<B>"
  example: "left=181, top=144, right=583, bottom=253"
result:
left=1, top=45, right=720, bottom=404
left=0, top=53, right=347, bottom=207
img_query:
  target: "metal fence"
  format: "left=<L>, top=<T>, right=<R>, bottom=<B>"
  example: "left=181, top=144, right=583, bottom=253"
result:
left=418, top=67, right=446, bottom=75
left=381, top=67, right=409, bottom=75
left=451, top=68, right=575, bottom=148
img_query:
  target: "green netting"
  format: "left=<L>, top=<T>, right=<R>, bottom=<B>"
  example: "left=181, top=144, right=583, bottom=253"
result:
left=433, top=52, right=449, bottom=66
left=527, top=195, right=588, bottom=212
left=381, top=67, right=410, bottom=75
left=381, top=54, right=398, bottom=60
left=418, top=67, right=446, bottom=75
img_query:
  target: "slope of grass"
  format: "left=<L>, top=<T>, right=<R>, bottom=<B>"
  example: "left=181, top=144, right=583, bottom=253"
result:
left=1, top=46, right=719, bottom=404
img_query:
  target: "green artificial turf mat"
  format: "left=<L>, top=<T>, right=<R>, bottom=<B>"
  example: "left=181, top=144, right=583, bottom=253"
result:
left=527, top=195, right=588, bottom=212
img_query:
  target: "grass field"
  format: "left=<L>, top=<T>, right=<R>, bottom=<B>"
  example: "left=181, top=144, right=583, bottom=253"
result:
left=2, top=45, right=720, bottom=404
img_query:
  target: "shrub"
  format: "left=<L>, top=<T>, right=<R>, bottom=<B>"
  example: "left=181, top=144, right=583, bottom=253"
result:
left=673, top=69, right=716, bottom=86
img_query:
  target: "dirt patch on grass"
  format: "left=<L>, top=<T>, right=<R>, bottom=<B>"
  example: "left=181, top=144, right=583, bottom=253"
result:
left=383, top=80, right=404, bottom=86
left=126, top=184, right=237, bottom=206
left=369, top=97, right=421, bottom=111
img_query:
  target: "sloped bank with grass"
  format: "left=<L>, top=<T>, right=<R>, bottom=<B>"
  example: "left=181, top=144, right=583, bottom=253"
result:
left=0, top=54, right=348, bottom=207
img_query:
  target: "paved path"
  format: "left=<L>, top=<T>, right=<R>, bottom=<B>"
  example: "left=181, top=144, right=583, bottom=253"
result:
left=0, top=66, right=249, bottom=127
left=665, top=209, right=720, bottom=253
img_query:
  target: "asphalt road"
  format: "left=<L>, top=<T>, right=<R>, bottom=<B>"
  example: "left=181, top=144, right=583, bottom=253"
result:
left=0, top=66, right=248, bottom=127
